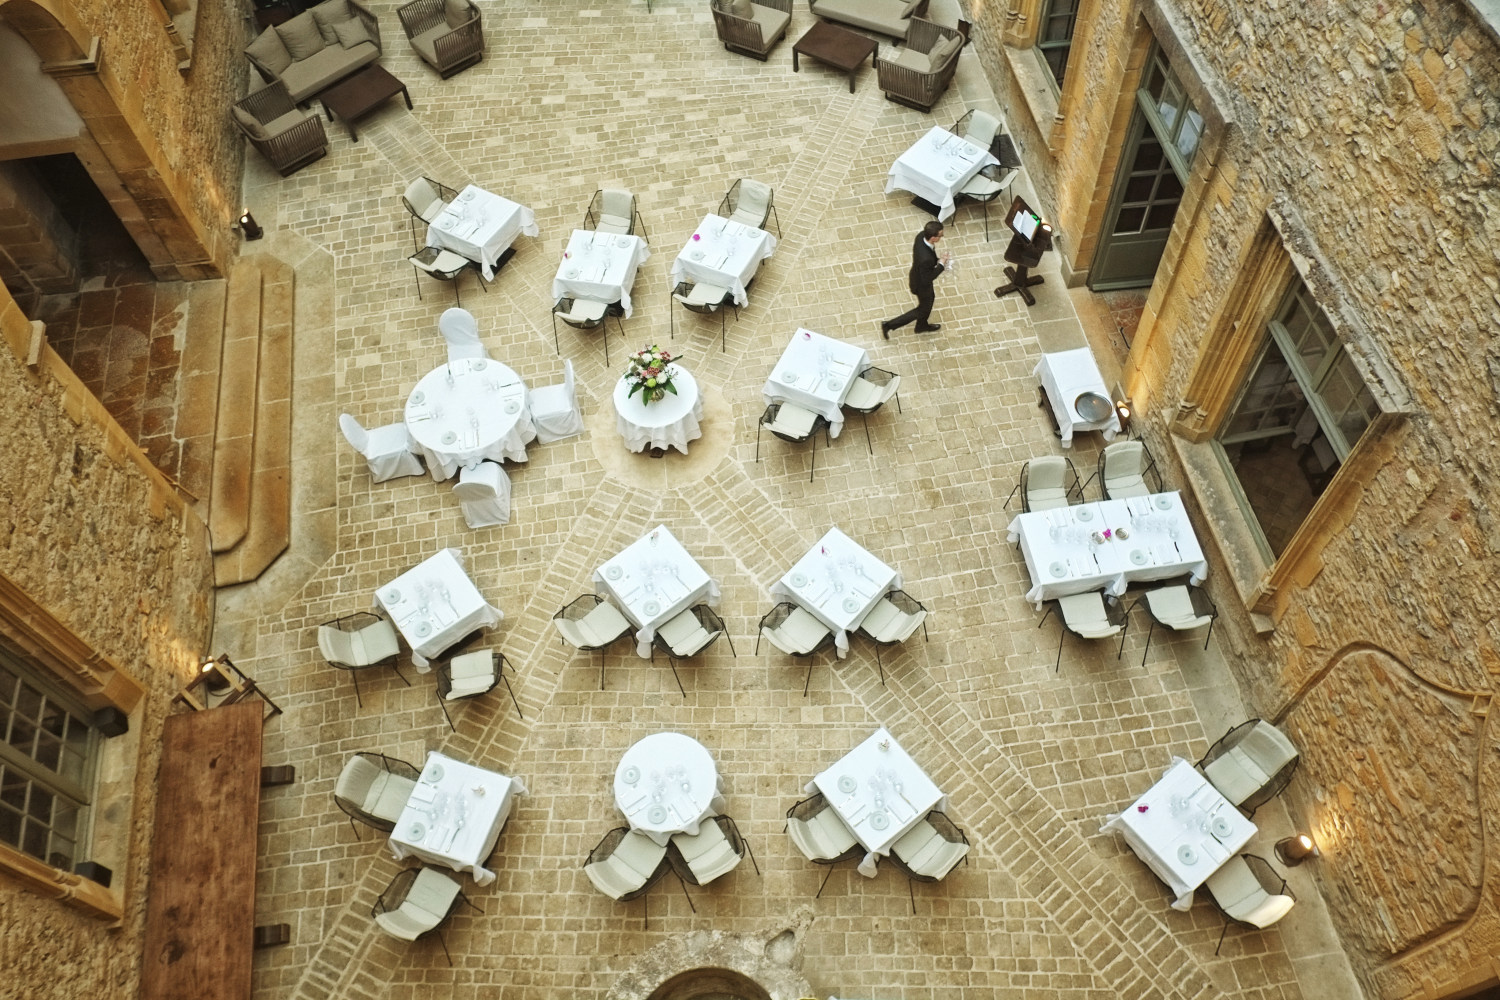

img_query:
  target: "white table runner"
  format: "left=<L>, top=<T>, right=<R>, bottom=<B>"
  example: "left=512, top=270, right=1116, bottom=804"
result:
left=405, top=357, right=533, bottom=480
left=426, top=186, right=538, bottom=280
left=669, top=214, right=777, bottom=307
left=389, top=751, right=526, bottom=886
left=1036, top=347, right=1122, bottom=446
left=614, top=732, right=726, bottom=847
left=811, top=728, right=945, bottom=877
left=375, top=548, right=502, bottom=669
left=611, top=368, right=704, bottom=455
left=552, top=229, right=651, bottom=317
left=885, top=126, right=999, bottom=221
left=762, top=329, right=870, bottom=439
left=770, top=527, right=900, bottom=658
left=593, top=525, right=720, bottom=658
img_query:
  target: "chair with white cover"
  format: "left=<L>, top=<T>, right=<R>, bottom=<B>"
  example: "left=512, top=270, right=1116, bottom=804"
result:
left=584, top=826, right=693, bottom=928
left=887, top=809, right=971, bottom=913
left=1204, top=854, right=1295, bottom=954
left=339, top=413, right=425, bottom=482
left=670, top=280, right=737, bottom=351
left=1196, top=719, right=1300, bottom=817
left=1083, top=439, right=1161, bottom=500
left=333, top=751, right=421, bottom=839
left=855, top=589, right=928, bottom=684
left=318, top=611, right=409, bottom=707
left=1003, top=454, right=1081, bottom=513
left=401, top=175, right=457, bottom=247
left=1038, top=591, right=1125, bottom=672
left=953, top=109, right=1001, bottom=151
left=438, top=307, right=487, bottom=362
left=756, top=602, right=835, bottom=696
left=585, top=188, right=649, bottom=241
left=372, top=866, right=482, bottom=966
left=409, top=246, right=481, bottom=305
left=530, top=359, right=585, bottom=443
left=551, top=296, right=620, bottom=365
left=1125, top=584, right=1217, bottom=667
left=651, top=604, right=736, bottom=699
left=785, top=792, right=862, bottom=896
left=435, top=647, right=521, bottom=731
left=552, top=594, right=633, bottom=690
left=841, top=367, right=902, bottom=454
left=452, top=461, right=511, bottom=528
left=755, top=403, right=828, bottom=483
left=668, top=815, right=758, bottom=886
left=718, top=178, right=781, bottom=237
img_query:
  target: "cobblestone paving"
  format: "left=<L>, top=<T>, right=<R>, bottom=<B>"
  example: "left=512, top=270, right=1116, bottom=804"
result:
left=226, top=4, right=1307, bottom=998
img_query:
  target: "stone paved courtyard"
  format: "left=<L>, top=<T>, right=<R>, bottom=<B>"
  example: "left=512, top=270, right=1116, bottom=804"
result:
left=215, top=4, right=1354, bottom=998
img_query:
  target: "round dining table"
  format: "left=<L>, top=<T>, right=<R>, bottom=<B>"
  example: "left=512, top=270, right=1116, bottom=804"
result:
left=613, top=732, right=725, bottom=846
left=404, top=357, right=535, bottom=480
left=611, top=367, right=704, bottom=454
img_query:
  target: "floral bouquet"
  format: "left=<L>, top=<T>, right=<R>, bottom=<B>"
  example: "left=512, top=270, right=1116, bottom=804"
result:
left=624, top=344, right=683, bottom=405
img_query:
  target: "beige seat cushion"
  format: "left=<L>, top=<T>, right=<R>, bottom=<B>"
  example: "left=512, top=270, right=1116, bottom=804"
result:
left=750, top=3, right=790, bottom=40
left=888, top=47, right=931, bottom=73
left=280, top=41, right=379, bottom=102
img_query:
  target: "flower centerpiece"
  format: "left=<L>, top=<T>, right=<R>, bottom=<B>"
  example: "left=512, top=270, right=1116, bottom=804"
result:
left=624, top=344, right=683, bottom=405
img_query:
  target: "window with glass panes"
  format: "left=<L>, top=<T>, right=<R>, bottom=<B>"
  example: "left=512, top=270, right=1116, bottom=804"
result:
left=1035, top=0, right=1078, bottom=90
left=1141, top=46, right=1204, bottom=166
left=0, top=640, right=97, bottom=870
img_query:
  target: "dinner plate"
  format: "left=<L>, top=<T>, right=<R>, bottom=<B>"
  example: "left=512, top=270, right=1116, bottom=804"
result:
left=781, top=372, right=797, bottom=384
left=616, top=236, right=631, bottom=248
left=842, top=597, right=861, bottom=614
left=1211, top=815, right=1234, bottom=839
left=869, top=811, right=890, bottom=831
left=1177, top=844, right=1199, bottom=865
left=827, top=378, right=843, bottom=392
left=1049, top=561, right=1068, bottom=578
left=1075, top=507, right=1093, bottom=522
left=472, top=359, right=487, bottom=371
left=690, top=249, right=705, bottom=261
left=460, top=190, right=476, bottom=202
left=566, top=265, right=580, bottom=278
left=415, top=621, right=432, bottom=638
left=436, top=216, right=454, bottom=231
left=605, top=565, right=624, bottom=581
left=622, top=765, right=640, bottom=785
left=1154, top=495, right=1174, bottom=510
left=406, top=821, right=428, bottom=841
left=642, top=600, right=661, bottom=617
left=790, top=571, right=809, bottom=588
left=384, top=588, right=401, bottom=604
left=442, top=430, right=458, bottom=445
left=944, top=169, right=958, bottom=181
left=504, top=400, right=520, bottom=414
left=410, top=391, right=425, bottom=405
left=425, top=763, right=445, bottom=783
left=837, top=775, right=858, bottom=794
left=1130, top=549, right=1148, bottom=566
left=646, top=805, right=668, bottom=825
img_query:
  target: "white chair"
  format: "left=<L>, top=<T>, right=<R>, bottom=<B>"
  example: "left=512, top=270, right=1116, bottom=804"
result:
left=435, top=648, right=521, bottom=731
left=888, top=809, right=970, bottom=912
left=756, top=603, right=835, bottom=696
left=669, top=815, right=757, bottom=886
left=785, top=792, right=862, bottom=897
left=409, top=246, right=479, bottom=305
left=401, top=175, right=456, bottom=245
left=372, top=866, right=481, bottom=965
left=1198, top=719, right=1300, bottom=815
left=452, top=461, right=511, bottom=528
left=755, top=403, right=828, bottom=483
left=841, top=368, right=902, bottom=454
left=530, top=360, right=585, bottom=443
left=670, top=280, right=737, bottom=351
left=855, top=590, right=929, bottom=683
left=333, top=751, right=420, bottom=837
left=1004, top=455, right=1080, bottom=513
left=1095, top=439, right=1160, bottom=499
left=1204, top=854, right=1296, bottom=954
left=957, top=109, right=1001, bottom=150
left=438, top=307, right=487, bottom=362
left=551, top=296, right=618, bottom=365
left=553, top=594, right=634, bottom=690
left=587, top=187, right=648, bottom=240
left=719, top=177, right=781, bottom=237
left=338, top=413, right=425, bottom=482
left=1128, top=584, right=1217, bottom=666
left=318, top=612, right=409, bottom=707
left=1038, top=591, right=1125, bottom=672
left=651, top=605, right=736, bottom=699
left=583, top=826, right=693, bottom=927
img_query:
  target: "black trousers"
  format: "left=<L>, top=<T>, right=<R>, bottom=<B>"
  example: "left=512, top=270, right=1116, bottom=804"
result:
left=886, top=288, right=935, bottom=330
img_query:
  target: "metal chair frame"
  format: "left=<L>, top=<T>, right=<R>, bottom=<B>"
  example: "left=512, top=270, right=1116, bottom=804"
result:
left=400, top=176, right=458, bottom=249
left=1003, top=455, right=1084, bottom=512
left=320, top=611, right=409, bottom=708
left=551, top=296, right=622, bottom=365
left=1196, top=719, right=1301, bottom=818
left=649, top=605, right=737, bottom=699
left=855, top=589, right=929, bottom=684
left=666, top=814, right=760, bottom=886
left=335, top=751, right=421, bottom=839
left=756, top=602, right=836, bottom=695
left=584, top=826, right=696, bottom=928
left=435, top=649, right=522, bottom=732
left=1079, top=439, right=1163, bottom=500
left=1123, top=584, right=1218, bottom=667
left=553, top=594, right=632, bottom=691
left=371, top=865, right=484, bottom=966
left=409, top=245, right=483, bottom=305
left=584, top=188, right=650, bottom=242
left=755, top=404, right=830, bottom=483
left=784, top=793, right=864, bottom=897
left=885, top=809, right=971, bottom=913
left=1038, top=593, right=1127, bottom=672
left=717, top=178, right=782, bottom=237
left=1209, top=853, right=1295, bottom=955
left=670, top=280, right=738, bottom=352
left=842, top=366, right=902, bottom=455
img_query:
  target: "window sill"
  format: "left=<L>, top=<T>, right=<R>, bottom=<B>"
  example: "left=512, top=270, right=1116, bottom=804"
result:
left=0, top=842, right=122, bottom=923
left=1002, top=45, right=1060, bottom=149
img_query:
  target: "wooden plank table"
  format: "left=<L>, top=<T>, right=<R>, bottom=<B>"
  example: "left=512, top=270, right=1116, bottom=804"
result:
left=141, top=702, right=263, bottom=1000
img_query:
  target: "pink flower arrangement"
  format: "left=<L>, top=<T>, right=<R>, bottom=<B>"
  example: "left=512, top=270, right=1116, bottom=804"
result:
left=624, top=344, right=684, bottom=405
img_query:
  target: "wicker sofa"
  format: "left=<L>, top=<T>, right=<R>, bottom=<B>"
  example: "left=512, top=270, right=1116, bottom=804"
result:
left=712, top=0, right=793, bottom=60
left=245, top=0, right=382, bottom=105
left=876, top=18, right=963, bottom=111
left=808, top=0, right=929, bottom=41
left=231, top=81, right=330, bottom=176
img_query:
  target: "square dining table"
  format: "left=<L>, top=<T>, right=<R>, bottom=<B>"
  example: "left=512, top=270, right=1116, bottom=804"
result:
left=771, top=527, right=900, bottom=658
left=388, top=751, right=526, bottom=886
left=1100, top=757, right=1256, bottom=910
left=426, top=186, right=539, bottom=280
left=552, top=229, right=651, bottom=316
left=669, top=214, right=777, bottom=307
left=885, top=126, right=999, bottom=221
left=374, top=547, right=502, bottom=670
left=1036, top=347, right=1122, bottom=446
left=810, top=727, right=945, bottom=877
left=762, top=328, right=870, bottom=439
left=593, top=525, right=720, bottom=658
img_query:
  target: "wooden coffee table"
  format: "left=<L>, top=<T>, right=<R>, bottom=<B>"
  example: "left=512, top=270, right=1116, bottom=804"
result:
left=793, top=21, right=878, bottom=93
left=318, top=64, right=412, bottom=142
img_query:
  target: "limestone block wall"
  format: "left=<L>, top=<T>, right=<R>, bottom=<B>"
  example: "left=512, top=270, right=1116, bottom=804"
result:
left=0, top=281, right=215, bottom=997
left=0, top=161, right=79, bottom=299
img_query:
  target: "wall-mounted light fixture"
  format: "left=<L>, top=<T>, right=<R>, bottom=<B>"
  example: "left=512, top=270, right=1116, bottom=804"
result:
left=238, top=209, right=263, bottom=240
left=1275, top=833, right=1319, bottom=867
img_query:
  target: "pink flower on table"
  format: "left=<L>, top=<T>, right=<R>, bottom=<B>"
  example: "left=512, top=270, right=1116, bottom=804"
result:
left=1103, top=528, right=1113, bottom=539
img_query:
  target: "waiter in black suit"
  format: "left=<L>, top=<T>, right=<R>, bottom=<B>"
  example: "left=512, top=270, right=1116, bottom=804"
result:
left=881, top=220, right=950, bottom=337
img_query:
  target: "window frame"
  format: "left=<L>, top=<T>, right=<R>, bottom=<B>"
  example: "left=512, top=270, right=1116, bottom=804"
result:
left=1033, top=0, right=1080, bottom=94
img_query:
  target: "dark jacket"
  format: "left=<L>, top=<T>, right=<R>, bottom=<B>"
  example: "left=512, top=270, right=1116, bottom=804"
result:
left=908, top=234, right=944, bottom=295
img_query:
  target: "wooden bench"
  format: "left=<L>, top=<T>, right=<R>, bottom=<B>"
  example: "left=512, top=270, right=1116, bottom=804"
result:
left=141, top=701, right=263, bottom=1000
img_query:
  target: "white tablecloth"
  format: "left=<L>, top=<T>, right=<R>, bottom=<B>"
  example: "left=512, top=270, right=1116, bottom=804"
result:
left=389, top=751, right=526, bottom=886
left=405, top=357, right=533, bottom=480
left=552, top=229, right=651, bottom=317
left=810, top=727, right=945, bottom=877
left=1006, top=491, right=1208, bottom=609
left=593, top=524, right=720, bottom=658
left=885, top=126, right=999, bottom=222
left=426, top=186, right=539, bottom=280
left=1036, top=348, right=1122, bottom=446
left=770, top=527, right=900, bottom=658
left=375, top=548, right=502, bottom=669
left=614, top=732, right=727, bottom=846
left=611, top=368, right=704, bottom=454
left=669, top=214, right=777, bottom=307
left=762, top=329, right=870, bottom=439
left=1100, top=757, right=1256, bottom=910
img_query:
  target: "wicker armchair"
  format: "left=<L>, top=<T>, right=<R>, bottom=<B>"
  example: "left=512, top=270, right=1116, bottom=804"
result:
left=877, top=19, right=964, bottom=111
left=232, top=82, right=329, bottom=176
left=711, top=0, right=792, bottom=61
left=398, top=0, right=484, bottom=78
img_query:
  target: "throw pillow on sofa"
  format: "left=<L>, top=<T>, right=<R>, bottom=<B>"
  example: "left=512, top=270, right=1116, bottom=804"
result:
left=445, top=0, right=470, bottom=29
left=246, top=28, right=294, bottom=75
left=313, top=0, right=355, bottom=43
left=232, top=105, right=271, bottom=142
left=333, top=17, right=372, bottom=49
left=730, top=0, right=753, bottom=17
left=278, top=11, right=328, bottom=61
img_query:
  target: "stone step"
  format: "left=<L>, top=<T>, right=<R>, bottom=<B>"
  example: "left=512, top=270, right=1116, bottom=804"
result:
left=175, top=277, right=228, bottom=521
left=208, top=259, right=262, bottom=553
left=214, top=256, right=293, bottom=587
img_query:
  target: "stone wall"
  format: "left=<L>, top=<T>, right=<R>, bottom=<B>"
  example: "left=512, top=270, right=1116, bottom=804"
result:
left=976, top=1, right=1500, bottom=997
left=0, top=281, right=215, bottom=997
left=0, top=161, right=79, bottom=301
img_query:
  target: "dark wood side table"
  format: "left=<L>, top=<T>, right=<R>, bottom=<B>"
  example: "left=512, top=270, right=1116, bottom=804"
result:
left=318, top=64, right=412, bottom=142
left=792, top=21, right=878, bottom=93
